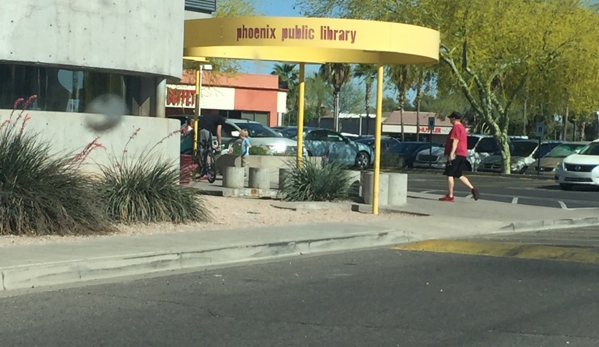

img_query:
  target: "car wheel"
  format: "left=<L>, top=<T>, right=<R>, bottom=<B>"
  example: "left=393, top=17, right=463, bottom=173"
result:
left=560, top=183, right=574, bottom=191
left=355, top=151, right=370, bottom=170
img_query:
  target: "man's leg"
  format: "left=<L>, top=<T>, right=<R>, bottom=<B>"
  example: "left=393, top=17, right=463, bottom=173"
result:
left=447, top=176, right=455, bottom=197
left=459, top=176, right=474, bottom=190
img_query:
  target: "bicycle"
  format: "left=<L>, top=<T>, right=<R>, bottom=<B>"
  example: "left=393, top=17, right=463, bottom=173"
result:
left=194, top=139, right=218, bottom=184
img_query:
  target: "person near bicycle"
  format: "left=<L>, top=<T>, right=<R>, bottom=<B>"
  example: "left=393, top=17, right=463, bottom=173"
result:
left=197, top=112, right=227, bottom=179
left=239, top=129, right=251, bottom=177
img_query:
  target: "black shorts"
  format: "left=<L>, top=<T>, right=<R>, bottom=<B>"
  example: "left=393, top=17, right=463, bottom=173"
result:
left=443, top=155, right=468, bottom=178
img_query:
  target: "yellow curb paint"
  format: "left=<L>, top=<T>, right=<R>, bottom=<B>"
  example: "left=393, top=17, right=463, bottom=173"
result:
left=394, top=240, right=599, bottom=264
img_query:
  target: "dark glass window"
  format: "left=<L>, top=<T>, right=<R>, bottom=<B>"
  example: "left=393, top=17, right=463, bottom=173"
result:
left=0, top=63, right=140, bottom=113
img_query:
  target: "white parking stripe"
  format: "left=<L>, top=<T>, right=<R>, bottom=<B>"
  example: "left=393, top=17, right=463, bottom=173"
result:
left=465, top=194, right=473, bottom=199
left=420, top=190, right=433, bottom=194
left=558, top=201, right=568, bottom=209
left=512, top=197, right=519, bottom=204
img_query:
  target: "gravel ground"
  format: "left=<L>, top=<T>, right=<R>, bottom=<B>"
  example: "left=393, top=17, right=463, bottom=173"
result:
left=0, top=196, right=404, bottom=247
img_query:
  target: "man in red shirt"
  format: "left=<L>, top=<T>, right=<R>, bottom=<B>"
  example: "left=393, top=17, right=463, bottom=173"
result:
left=439, top=112, right=479, bottom=202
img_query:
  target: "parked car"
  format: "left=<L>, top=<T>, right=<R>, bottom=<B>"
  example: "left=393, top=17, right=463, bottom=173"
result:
left=219, top=119, right=302, bottom=155
left=354, top=136, right=401, bottom=151
left=287, top=127, right=375, bottom=170
left=389, top=141, right=435, bottom=168
left=478, top=140, right=561, bottom=174
left=524, top=141, right=590, bottom=175
left=554, top=139, right=599, bottom=190
left=412, top=134, right=493, bottom=171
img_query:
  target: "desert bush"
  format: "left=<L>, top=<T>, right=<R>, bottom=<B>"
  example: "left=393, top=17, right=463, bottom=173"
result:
left=279, top=158, right=350, bottom=201
left=96, top=131, right=213, bottom=224
left=380, top=153, right=405, bottom=169
left=0, top=97, right=113, bottom=235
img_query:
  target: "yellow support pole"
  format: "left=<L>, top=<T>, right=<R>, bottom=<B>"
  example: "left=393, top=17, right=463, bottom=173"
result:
left=296, top=62, right=306, bottom=167
left=372, top=65, right=384, bottom=215
left=193, top=62, right=201, bottom=155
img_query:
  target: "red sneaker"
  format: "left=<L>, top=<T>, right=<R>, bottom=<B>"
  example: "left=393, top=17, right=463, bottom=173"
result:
left=439, top=195, right=455, bottom=202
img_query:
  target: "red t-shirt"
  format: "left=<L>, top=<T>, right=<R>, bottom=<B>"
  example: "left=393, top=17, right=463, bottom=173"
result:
left=444, top=123, right=468, bottom=157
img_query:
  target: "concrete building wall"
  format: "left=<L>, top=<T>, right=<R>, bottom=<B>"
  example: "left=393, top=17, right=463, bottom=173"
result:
left=0, top=0, right=185, bottom=79
left=0, top=111, right=180, bottom=174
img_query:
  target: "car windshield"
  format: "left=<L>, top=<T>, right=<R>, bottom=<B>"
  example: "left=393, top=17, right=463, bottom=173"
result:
left=395, top=143, right=427, bottom=154
left=279, top=128, right=298, bottom=138
left=578, top=142, right=599, bottom=156
left=545, top=144, right=587, bottom=157
left=510, top=141, right=537, bottom=157
left=236, top=123, right=281, bottom=138
left=467, top=136, right=480, bottom=150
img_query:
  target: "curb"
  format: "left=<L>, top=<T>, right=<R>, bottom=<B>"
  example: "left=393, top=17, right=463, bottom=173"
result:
left=0, top=229, right=411, bottom=292
left=499, top=217, right=599, bottom=233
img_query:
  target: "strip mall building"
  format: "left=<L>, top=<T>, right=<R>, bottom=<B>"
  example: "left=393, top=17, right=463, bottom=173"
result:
left=164, top=70, right=288, bottom=127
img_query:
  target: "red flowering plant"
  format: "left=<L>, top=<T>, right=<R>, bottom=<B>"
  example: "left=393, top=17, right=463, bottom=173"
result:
left=0, top=96, right=113, bottom=235
left=87, top=127, right=212, bottom=224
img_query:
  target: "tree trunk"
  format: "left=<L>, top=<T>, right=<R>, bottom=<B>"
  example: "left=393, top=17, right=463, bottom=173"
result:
left=580, top=121, right=586, bottom=141
left=416, top=80, right=422, bottom=142
left=399, top=91, right=405, bottom=141
left=363, top=83, right=371, bottom=137
left=416, top=96, right=421, bottom=142
left=496, top=133, right=511, bottom=174
left=333, top=91, right=340, bottom=132
left=562, top=104, right=569, bottom=141
left=522, top=98, right=527, bottom=136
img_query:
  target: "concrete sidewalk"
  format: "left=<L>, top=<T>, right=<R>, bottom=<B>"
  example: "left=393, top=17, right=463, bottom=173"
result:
left=1, top=192, right=598, bottom=292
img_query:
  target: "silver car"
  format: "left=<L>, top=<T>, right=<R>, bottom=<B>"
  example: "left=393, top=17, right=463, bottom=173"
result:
left=221, top=119, right=299, bottom=154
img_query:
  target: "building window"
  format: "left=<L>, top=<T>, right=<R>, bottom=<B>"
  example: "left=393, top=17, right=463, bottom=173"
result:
left=241, top=111, right=269, bottom=126
left=0, top=63, right=141, bottom=113
left=185, top=0, right=216, bottom=13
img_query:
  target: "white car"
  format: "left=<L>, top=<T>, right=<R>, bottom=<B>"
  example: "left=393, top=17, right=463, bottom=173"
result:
left=222, top=119, right=299, bottom=155
left=554, top=139, right=599, bottom=190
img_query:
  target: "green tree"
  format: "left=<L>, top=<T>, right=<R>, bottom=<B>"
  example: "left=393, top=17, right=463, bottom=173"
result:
left=304, top=72, right=332, bottom=125
left=271, top=63, right=299, bottom=125
left=353, top=64, right=378, bottom=128
left=382, top=97, right=399, bottom=112
left=319, top=63, right=352, bottom=131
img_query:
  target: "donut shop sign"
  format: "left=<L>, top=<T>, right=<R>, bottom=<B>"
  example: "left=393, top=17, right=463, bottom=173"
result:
left=236, top=24, right=357, bottom=44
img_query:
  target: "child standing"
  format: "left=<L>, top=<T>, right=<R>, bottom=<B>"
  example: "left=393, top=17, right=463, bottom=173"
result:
left=239, top=129, right=251, bottom=177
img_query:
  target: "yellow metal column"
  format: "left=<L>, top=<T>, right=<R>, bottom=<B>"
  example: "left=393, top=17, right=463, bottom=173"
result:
left=372, top=65, right=384, bottom=215
left=296, top=62, right=306, bottom=167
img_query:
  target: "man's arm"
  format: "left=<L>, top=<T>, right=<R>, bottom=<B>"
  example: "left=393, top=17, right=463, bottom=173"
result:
left=216, top=124, right=222, bottom=147
left=450, top=138, right=459, bottom=160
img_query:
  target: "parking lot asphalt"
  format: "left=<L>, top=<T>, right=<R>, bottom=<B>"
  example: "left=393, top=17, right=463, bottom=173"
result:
left=406, top=171, right=599, bottom=210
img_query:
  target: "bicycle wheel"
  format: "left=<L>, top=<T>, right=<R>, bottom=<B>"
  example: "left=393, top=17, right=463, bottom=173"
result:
left=207, top=150, right=217, bottom=184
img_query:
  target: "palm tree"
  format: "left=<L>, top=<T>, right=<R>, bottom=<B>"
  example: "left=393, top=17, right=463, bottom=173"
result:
left=271, top=64, right=299, bottom=125
left=319, top=63, right=352, bottom=131
left=387, top=65, right=412, bottom=141
left=353, top=64, right=378, bottom=135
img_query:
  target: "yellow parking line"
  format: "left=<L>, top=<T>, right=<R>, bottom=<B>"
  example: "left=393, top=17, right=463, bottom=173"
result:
left=394, top=240, right=599, bottom=264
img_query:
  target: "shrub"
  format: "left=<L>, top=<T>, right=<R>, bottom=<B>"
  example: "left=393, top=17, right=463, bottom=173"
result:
left=0, top=97, right=113, bottom=235
left=279, top=158, right=350, bottom=201
left=230, top=144, right=268, bottom=156
left=381, top=153, right=405, bottom=169
left=96, top=134, right=213, bottom=224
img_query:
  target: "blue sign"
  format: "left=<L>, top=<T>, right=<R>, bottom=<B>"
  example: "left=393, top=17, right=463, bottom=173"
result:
left=428, top=117, right=435, bottom=129
left=536, top=122, right=545, bottom=137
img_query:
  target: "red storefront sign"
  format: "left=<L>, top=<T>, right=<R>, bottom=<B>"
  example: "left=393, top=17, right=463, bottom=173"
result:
left=419, top=126, right=443, bottom=133
left=166, top=85, right=196, bottom=108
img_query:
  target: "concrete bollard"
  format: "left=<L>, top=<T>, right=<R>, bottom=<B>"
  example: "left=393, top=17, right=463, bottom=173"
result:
left=249, top=167, right=271, bottom=190
left=388, top=173, right=408, bottom=205
left=346, top=170, right=362, bottom=200
left=223, top=166, right=245, bottom=189
left=361, top=171, right=389, bottom=206
left=279, top=168, right=291, bottom=190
